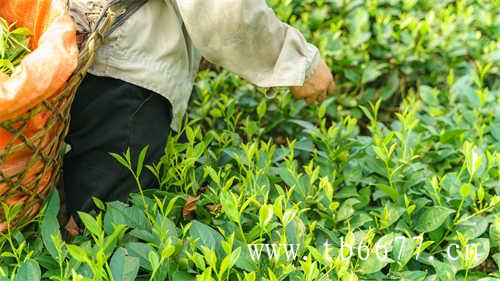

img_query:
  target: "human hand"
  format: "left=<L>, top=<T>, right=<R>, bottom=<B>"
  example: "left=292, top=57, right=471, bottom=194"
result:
left=291, top=59, right=335, bottom=104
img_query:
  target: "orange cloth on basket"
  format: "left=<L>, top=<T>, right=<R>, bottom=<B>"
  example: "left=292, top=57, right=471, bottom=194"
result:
left=0, top=0, right=77, bottom=229
left=0, top=0, right=78, bottom=121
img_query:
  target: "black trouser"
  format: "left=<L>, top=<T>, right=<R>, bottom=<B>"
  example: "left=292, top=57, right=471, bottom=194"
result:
left=63, top=74, right=173, bottom=217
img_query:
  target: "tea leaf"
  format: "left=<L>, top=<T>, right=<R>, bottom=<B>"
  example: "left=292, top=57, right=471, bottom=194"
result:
left=415, top=207, right=454, bottom=233
left=40, top=190, right=61, bottom=261
left=77, top=212, right=101, bottom=237
left=14, top=260, right=40, bottom=281
left=110, top=248, right=140, bottom=281
left=124, top=242, right=155, bottom=271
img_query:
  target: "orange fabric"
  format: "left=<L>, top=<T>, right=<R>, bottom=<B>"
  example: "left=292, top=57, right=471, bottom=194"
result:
left=0, top=0, right=78, bottom=121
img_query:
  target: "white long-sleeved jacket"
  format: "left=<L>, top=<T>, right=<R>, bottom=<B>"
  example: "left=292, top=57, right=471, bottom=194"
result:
left=85, top=0, right=321, bottom=130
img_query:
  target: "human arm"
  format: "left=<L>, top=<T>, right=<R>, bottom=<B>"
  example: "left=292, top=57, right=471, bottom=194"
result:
left=175, top=0, right=334, bottom=102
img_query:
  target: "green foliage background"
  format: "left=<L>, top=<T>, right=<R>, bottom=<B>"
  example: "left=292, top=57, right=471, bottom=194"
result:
left=1, top=0, right=499, bottom=280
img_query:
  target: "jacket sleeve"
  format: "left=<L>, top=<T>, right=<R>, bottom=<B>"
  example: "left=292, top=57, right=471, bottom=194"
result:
left=174, top=0, right=321, bottom=87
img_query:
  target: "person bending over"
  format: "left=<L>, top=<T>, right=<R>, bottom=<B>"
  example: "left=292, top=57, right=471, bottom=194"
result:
left=64, top=0, right=334, bottom=231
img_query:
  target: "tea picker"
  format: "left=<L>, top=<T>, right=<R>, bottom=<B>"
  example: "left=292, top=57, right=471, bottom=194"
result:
left=0, top=0, right=334, bottom=232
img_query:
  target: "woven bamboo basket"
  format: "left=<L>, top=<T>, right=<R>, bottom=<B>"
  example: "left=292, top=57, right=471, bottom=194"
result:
left=0, top=5, right=117, bottom=231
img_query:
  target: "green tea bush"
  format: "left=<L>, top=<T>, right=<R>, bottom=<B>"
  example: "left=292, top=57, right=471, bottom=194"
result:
left=0, top=0, right=499, bottom=280
left=270, top=0, right=500, bottom=122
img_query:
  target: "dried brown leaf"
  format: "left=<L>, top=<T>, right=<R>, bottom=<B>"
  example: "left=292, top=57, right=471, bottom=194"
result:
left=183, top=195, right=200, bottom=220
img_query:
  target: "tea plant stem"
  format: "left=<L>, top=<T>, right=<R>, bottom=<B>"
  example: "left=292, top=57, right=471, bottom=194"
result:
left=430, top=203, right=495, bottom=255
left=238, top=222, right=246, bottom=244
left=4, top=225, right=21, bottom=265
left=454, top=205, right=496, bottom=226
left=453, top=177, right=473, bottom=223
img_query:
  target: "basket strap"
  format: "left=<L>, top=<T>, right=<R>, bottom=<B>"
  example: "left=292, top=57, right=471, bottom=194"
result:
left=67, top=0, right=148, bottom=78
left=93, top=0, right=148, bottom=36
